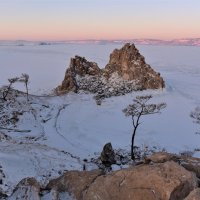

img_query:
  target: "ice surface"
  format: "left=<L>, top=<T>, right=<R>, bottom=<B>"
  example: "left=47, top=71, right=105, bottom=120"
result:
left=0, top=44, right=200, bottom=196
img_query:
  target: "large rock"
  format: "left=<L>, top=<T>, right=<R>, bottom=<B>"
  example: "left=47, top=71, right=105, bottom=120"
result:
left=46, top=161, right=197, bottom=200
left=56, top=44, right=165, bottom=100
left=104, top=43, right=165, bottom=89
left=46, top=170, right=103, bottom=200
left=83, top=161, right=197, bottom=200
left=6, top=153, right=200, bottom=200
left=57, top=56, right=101, bottom=93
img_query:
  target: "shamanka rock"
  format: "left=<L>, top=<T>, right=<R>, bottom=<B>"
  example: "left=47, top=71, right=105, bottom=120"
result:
left=56, top=43, right=165, bottom=102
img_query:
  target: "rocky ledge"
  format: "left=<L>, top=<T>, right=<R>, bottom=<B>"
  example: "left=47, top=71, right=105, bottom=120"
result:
left=56, top=43, right=165, bottom=103
left=5, top=152, right=200, bottom=200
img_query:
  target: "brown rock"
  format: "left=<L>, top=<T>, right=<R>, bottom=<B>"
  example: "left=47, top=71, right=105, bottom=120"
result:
left=83, top=161, right=197, bottom=200
left=145, top=152, right=179, bottom=164
left=104, top=43, right=165, bottom=89
left=146, top=152, right=200, bottom=180
left=8, top=155, right=199, bottom=200
left=9, top=178, right=40, bottom=200
left=184, top=188, right=200, bottom=200
left=57, top=44, right=165, bottom=99
left=69, top=56, right=101, bottom=77
left=57, top=68, right=78, bottom=93
left=57, top=56, right=101, bottom=93
left=46, top=170, right=103, bottom=200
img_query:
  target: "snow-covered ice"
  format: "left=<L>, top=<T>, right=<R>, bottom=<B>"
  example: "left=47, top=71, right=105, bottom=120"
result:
left=0, top=43, right=200, bottom=196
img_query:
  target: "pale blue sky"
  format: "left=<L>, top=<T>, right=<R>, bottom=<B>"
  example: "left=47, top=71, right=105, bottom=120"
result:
left=0, top=0, right=200, bottom=40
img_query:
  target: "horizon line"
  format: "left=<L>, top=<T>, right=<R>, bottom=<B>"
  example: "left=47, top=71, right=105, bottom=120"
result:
left=0, top=37, right=200, bottom=42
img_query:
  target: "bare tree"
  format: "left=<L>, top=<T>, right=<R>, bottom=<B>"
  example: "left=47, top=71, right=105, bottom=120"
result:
left=191, top=107, right=200, bottom=134
left=1, top=77, right=19, bottom=101
left=19, top=73, right=29, bottom=101
left=123, top=95, right=166, bottom=160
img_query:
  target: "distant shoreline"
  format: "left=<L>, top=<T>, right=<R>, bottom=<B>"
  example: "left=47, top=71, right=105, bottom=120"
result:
left=0, top=38, right=200, bottom=47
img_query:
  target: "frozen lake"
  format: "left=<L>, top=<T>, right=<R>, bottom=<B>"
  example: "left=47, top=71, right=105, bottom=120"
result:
left=0, top=44, right=200, bottom=153
left=1, top=43, right=200, bottom=195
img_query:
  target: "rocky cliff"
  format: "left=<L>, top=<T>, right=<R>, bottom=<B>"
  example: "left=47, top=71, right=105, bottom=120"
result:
left=104, top=43, right=165, bottom=89
left=56, top=43, right=165, bottom=102
left=58, top=56, right=101, bottom=93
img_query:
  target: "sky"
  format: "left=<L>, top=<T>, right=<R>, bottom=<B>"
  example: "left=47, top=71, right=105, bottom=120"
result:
left=0, top=0, right=200, bottom=41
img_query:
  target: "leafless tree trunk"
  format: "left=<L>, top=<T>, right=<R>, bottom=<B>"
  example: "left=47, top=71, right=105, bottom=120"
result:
left=123, top=95, right=166, bottom=160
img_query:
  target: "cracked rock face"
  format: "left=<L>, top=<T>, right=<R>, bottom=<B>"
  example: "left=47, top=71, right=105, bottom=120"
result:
left=9, top=161, right=197, bottom=200
left=57, top=56, right=101, bottom=93
left=56, top=43, right=165, bottom=100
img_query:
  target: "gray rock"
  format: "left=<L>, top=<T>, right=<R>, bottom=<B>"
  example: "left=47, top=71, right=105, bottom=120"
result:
left=100, top=143, right=116, bottom=167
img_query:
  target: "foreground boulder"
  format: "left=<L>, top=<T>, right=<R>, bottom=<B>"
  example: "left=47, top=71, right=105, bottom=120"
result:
left=24, top=161, right=196, bottom=200
left=83, top=161, right=197, bottom=200
left=56, top=44, right=165, bottom=101
left=46, top=170, right=103, bottom=200
left=7, top=152, right=200, bottom=200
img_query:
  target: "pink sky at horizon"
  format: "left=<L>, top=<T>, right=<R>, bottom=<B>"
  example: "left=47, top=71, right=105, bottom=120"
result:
left=0, top=0, right=200, bottom=41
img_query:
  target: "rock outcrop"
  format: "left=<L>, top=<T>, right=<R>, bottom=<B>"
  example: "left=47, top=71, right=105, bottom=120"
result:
left=104, top=43, right=165, bottom=89
left=6, top=152, right=200, bottom=200
left=56, top=44, right=165, bottom=102
left=46, top=170, right=103, bottom=200
left=83, top=161, right=197, bottom=200
left=9, top=161, right=197, bottom=200
left=100, top=143, right=116, bottom=167
left=57, top=56, right=101, bottom=93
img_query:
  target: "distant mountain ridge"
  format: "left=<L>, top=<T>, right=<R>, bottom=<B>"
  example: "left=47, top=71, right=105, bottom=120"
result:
left=67, top=38, right=200, bottom=46
left=0, top=38, right=200, bottom=46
